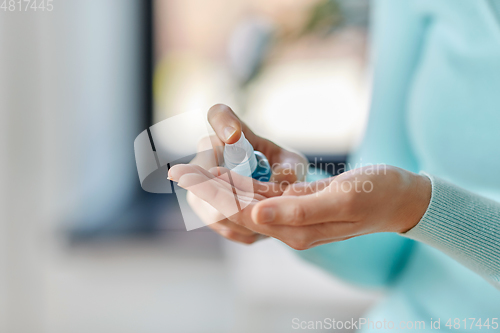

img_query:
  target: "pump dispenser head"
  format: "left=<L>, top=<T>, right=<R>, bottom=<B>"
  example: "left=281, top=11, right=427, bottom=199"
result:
left=223, top=132, right=257, bottom=177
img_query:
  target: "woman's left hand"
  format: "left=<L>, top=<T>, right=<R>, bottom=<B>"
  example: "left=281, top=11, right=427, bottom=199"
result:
left=169, top=164, right=431, bottom=250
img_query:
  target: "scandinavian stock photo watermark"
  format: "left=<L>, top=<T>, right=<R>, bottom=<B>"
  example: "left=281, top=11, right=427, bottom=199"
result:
left=260, top=161, right=388, bottom=196
left=291, top=317, right=499, bottom=331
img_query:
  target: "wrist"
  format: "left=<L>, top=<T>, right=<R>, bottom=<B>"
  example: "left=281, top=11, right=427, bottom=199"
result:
left=400, top=173, right=432, bottom=233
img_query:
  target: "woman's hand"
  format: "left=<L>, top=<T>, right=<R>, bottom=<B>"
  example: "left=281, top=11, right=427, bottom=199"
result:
left=181, top=104, right=308, bottom=244
left=169, top=164, right=431, bottom=250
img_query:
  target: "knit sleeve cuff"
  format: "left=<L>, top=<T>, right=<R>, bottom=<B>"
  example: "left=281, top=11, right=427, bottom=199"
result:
left=402, top=172, right=500, bottom=286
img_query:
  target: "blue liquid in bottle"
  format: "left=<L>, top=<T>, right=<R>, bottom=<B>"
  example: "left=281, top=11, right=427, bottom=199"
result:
left=252, top=151, right=272, bottom=182
left=223, top=133, right=272, bottom=182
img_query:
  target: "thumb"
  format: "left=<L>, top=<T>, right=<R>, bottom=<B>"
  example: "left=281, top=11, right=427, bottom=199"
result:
left=207, top=104, right=242, bottom=144
left=283, top=177, right=336, bottom=196
left=251, top=188, right=342, bottom=226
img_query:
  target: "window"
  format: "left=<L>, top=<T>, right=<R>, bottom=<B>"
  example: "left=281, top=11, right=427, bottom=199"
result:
left=154, top=0, right=370, bottom=156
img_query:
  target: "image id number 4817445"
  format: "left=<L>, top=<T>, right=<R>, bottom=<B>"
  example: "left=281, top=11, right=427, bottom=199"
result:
left=1, top=0, right=53, bottom=11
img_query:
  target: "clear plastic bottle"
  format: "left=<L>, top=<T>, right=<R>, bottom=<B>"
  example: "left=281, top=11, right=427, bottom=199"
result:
left=223, top=132, right=272, bottom=182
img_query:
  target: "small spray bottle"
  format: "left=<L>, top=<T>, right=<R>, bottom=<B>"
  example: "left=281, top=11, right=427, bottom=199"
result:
left=223, top=132, right=272, bottom=182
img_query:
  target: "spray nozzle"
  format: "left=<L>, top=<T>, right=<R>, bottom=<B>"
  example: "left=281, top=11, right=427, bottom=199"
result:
left=223, top=132, right=257, bottom=175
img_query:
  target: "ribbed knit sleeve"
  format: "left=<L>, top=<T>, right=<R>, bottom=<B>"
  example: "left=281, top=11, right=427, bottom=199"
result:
left=403, top=173, right=500, bottom=289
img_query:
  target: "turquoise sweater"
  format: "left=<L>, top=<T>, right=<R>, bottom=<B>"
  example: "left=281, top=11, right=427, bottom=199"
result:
left=298, top=1, right=500, bottom=331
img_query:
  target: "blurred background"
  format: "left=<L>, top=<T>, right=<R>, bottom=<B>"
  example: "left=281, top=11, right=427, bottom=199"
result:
left=0, top=0, right=380, bottom=332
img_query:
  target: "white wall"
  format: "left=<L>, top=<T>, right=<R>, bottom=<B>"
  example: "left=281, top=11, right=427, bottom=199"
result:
left=0, top=1, right=143, bottom=331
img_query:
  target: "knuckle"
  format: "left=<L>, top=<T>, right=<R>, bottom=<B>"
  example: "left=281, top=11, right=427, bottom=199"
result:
left=207, top=223, right=223, bottom=234
left=222, top=230, right=239, bottom=240
left=227, top=212, right=243, bottom=225
left=345, top=190, right=357, bottom=205
left=219, top=228, right=257, bottom=245
left=196, top=135, right=214, bottom=152
left=208, top=104, right=230, bottom=118
left=341, top=185, right=360, bottom=214
left=240, top=236, right=258, bottom=245
left=287, top=235, right=312, bottom=251
left=289, top=204, right=306, bottom=225
left=288, top=240, right=310, bottom=251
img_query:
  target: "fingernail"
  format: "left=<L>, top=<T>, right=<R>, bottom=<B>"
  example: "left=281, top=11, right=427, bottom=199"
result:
left=167, top=170, right=175, bottom=181
left=258, top=207, right=275, bottom=224
left=223, top=126, right=237, bottom=142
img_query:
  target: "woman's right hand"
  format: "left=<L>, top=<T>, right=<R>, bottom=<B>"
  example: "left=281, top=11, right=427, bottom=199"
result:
left=178, top=104, right=308, bottom=244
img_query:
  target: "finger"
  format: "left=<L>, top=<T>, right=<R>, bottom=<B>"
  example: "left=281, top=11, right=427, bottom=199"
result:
left=208, top=219, right=259, bottom=236
left=265, top=221, right=360, bottom=251
left=270, top=165, right=298, bottom=184
left=283, top=177, right=336, bottom=196
left=184, top=174, right=359, bottom=249
left=308, top=235, right=355, bottom=248
left=177, top=167, right=340, bottom=247
left=186, top=190, right=228, bottom=226
left=209, top=167, right=285, bottom=198
left=269, top=149, right=308, bottom=182
left=169, top=164, right=217, bottom=182
left=209, top=221, right=261, bottom=244
left=207, top=105, right=309, bottom=183
left=217, top=230, right=262, bottom=245
left=207, top=104, right=243, bottom=144
left=170, top=164, right=231, bottom=189
left=208, top=221, right=265, bottom=245
left=170, top=164, right=261, bottom=202
left=178, top=173, right=255, bottom=218
left=197, top=134, right=223, bottom=152
left=251, top=189, right=345, bottom=226
left=179, top=173, right=307, bottom=238
left=186, top=183, right=264, bottom=244
left=207, top=166, right=259, bottom=199
left=189, top=135, right=224, bottom=169
left=173, top=160, right=347, bottom=249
